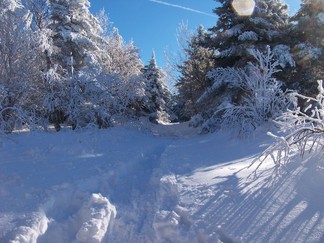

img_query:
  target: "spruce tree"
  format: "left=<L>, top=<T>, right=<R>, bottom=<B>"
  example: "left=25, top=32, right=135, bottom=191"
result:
left=46, top=0, right=112, bottom=129
left=48, top=0, right=104, bottom=71
left=176, top=25, right=215, bottom=120
left=195, top=0, right=294, bottom=122
left=175, top=0, right=295, bottom=132
left=289, top=0, right=324, bottom=96
left=209, top=0, right=292, bottom=68
left=142, top=51, right=175, bottom=123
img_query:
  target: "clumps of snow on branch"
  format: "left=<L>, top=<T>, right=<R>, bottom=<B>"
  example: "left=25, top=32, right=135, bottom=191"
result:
left=238, top=31, right=258, bottom=42
left=272, top=44, right=295, bottom=68
left=222, top=24, right=244, bottom=38
left=293, top=42, right=322, bottom=63
left=251, top=80, right=324, bottom=173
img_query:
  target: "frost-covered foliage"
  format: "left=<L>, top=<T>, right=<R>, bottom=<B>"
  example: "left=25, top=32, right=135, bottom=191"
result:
left=102, top=28, right=143, bottom=81
left=293, top=42, right=322, bottom=64
left=238, top=31, right=258, bottom=42
left=197, top=47, right=293, bottom=136
left=23, top=0, right=50, bottom=30
left=272, top=44, right=296, bottom=68
left=38, top=0, right=146, bottom=130
left=0, top=3, right=44, bottom=132
left=0, top=0, right=23, bottom=14
left=252, top=80, right=324, bottom=172
left=0, top=0, right=157, bottom=133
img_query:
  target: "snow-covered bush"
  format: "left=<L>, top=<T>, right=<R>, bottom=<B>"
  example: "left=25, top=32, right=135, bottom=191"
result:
left=199, top=47, right=294, bottom=136
left=252, top=80, right=324, bottom=171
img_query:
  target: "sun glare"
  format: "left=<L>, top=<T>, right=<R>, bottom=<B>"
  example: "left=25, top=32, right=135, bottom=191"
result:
left=231, top=0, right=255, bottom=16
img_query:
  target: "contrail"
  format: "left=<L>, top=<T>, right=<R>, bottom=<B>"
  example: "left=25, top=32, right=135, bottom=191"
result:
left=148, top=0, right=215, bottom=18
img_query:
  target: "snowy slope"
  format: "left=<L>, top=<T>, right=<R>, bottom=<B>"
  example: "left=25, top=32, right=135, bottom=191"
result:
left=0, top=122, right=324, bottom=242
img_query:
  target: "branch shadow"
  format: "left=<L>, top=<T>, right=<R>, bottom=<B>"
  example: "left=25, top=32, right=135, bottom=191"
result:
left=182, top=162, right=324, bottom=242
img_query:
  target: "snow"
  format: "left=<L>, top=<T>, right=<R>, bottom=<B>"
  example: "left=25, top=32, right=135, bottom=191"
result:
left=1, top=122, right=324, bottom=242
left=238, top=31, right=258, bottom=41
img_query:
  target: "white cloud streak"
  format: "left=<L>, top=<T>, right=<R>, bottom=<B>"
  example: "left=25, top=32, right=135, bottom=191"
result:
left=149, top=0, right=215, bottom=18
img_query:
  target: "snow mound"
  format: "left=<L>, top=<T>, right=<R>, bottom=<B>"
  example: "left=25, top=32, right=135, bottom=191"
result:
left=76, top=193, right=117, bottom=243
left=7, top=212, right=49, bottom=243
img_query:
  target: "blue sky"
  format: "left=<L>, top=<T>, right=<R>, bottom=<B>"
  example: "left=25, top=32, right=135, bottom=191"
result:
left=90, top=0, right=301, bottom=68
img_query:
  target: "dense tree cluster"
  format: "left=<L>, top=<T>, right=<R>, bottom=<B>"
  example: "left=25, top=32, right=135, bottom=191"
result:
left=176, top=0, right=324, bottom=134
left=1, top=0, right=324, bottom=136
left=0, top=0, right=174, bottom=132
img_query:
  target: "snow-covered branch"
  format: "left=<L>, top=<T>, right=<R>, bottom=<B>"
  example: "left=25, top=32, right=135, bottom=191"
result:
left=200, top=46, right=294, bottom=135
left=252, top=80, right=324, bottom=173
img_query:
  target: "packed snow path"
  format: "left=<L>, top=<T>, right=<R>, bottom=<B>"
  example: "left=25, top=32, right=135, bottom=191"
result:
left=1, top=122, right=324, bottom=242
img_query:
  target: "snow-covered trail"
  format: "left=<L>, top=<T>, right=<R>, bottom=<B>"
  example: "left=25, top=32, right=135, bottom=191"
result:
left=1, top=123, right=324, bottom=242
left=0, top=126, right=175, bottom=242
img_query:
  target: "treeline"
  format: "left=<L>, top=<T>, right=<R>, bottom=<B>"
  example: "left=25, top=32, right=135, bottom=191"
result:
left=1, top=0, right=324, bottom=135
left=0, top=0, right=175, bottom=132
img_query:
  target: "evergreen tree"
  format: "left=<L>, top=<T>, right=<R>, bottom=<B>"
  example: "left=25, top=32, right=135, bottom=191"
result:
left=176, top=25, right=215, bottom=120
left=190, top=0, right=294, bottom=126
left=46, top=0, right=112, bottom=129
left=209, top=0, right=292, bottom=68
left=47, top=0, right=104, bottom=71
left=175, top=0, right=296, bottom=132
left=289, top=0, right=324, bottom=96
left=142, top=51, right=175, bottom=123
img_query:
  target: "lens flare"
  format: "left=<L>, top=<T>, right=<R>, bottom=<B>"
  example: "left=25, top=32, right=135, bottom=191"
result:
left=231, top=0, right=255, bottom=16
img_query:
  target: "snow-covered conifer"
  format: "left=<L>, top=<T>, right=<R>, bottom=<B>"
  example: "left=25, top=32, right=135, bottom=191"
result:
left=289, top=0, right=324, bottom=96
left=209, top=0, right=292, bottom=68
left=176, top=25, right=215, bottom=121
left=180, top=0, right=294, bottom=131
left=142, top=51, right=176, bottom=123
left=47, top=0, right=105, bottom=71
left=45, top=0, right=118, bottom=129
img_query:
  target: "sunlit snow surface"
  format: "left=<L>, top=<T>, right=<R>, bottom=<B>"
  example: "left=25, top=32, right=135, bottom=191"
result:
left=0, top=121, right=324, bottom=242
